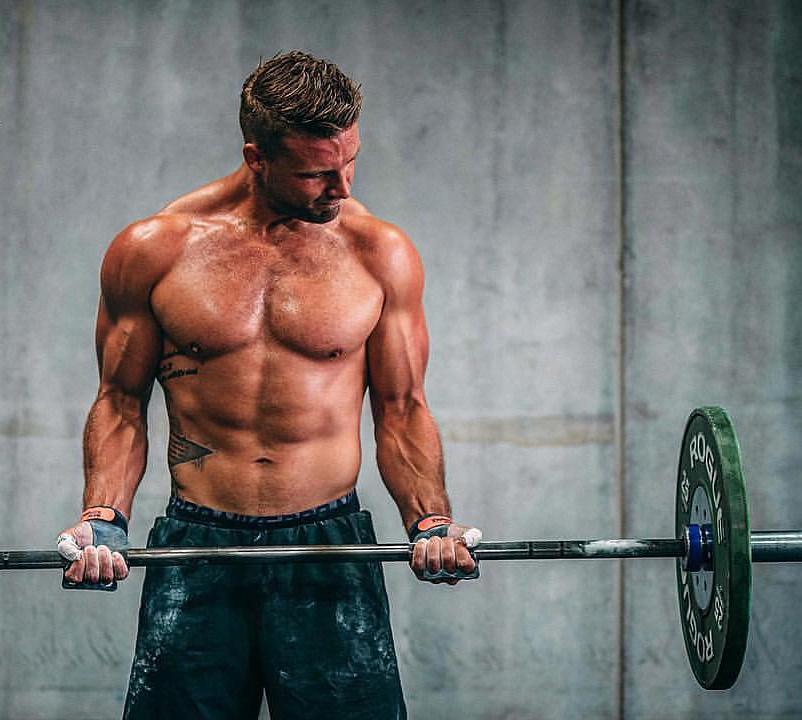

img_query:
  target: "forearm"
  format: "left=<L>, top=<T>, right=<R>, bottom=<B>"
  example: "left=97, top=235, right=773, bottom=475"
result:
left=82, top=390, right=149, bottom=519
left=374, top=400, right=450, bottom=530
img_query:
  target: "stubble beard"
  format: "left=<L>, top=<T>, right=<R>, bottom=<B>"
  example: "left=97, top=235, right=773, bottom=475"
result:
left=257, top=174, right=340, bottom=225
left=296, top=202, right=341, bottom=224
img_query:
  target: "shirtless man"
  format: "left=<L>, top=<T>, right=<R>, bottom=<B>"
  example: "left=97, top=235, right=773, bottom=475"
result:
left=55, top=52, right=480, bottom=719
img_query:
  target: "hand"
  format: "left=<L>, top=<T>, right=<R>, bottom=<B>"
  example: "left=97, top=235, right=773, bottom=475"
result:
left=408, top=514, right=482, bottom=584
left=57, top=507, right=130, bottom=590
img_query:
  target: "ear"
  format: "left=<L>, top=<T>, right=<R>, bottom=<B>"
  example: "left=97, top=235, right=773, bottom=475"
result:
left=243, top=143, right=266, bottom=173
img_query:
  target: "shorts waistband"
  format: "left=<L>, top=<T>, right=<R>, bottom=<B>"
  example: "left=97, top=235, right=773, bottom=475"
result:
left=166, top=490, right=359, bottom=530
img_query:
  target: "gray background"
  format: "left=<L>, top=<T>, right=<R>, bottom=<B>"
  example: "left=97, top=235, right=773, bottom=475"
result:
left=2, top=1, right=801, bottom=718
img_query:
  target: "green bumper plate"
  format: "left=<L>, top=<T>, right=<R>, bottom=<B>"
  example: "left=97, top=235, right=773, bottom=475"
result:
left=675, top=407, right=751, bottom=689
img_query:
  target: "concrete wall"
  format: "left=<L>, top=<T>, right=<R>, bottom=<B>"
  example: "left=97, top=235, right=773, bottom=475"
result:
left=622, top=2, right=802, bottom=717
left=0, top=1, right=799, bottom=718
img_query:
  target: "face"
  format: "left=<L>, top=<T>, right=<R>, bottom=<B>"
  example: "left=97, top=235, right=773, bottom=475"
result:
left=248, top=124, right=361, bottom=224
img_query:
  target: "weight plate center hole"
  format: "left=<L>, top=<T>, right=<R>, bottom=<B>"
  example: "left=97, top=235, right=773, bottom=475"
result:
left=689, top=485, right=715, bottom=613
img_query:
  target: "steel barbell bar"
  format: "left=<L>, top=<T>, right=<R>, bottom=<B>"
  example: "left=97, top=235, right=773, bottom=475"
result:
left=2, top=529, right=801, bottom=570
left=0, top=407, right=797, bottom=691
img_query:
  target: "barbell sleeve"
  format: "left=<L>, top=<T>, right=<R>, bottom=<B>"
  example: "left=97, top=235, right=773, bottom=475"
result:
left=749, top=532, right=802, bottom=563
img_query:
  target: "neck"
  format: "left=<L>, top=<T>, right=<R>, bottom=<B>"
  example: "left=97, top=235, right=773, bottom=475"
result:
left=232, top=163, right=293, bottom=231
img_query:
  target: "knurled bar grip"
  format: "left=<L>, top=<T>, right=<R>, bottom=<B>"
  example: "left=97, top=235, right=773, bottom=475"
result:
left=2, top=532, right=800, bottom=570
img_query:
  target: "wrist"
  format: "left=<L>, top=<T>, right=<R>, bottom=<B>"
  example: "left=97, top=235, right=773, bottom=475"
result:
left=81, top=506, right=129, bottom=535
left=407, top=513, right=452, bottom=541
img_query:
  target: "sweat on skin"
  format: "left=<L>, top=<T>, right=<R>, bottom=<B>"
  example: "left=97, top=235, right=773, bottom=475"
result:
left=58, top=121, right=479, bottom=585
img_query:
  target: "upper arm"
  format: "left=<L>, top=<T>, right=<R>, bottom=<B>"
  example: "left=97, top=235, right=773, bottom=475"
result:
left=366, top=226, right=430, bottom=418
left=95, top=221, right=171, bottom=403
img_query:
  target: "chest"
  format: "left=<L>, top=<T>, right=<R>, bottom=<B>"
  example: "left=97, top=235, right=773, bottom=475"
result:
left=151, top=236, right=383, bottom=359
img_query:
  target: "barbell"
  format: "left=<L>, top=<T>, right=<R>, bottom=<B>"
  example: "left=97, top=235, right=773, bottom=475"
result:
left=1, top=406, right=800, bottom=690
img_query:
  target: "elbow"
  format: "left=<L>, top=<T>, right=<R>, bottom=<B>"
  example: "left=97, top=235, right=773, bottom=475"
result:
left=372, top=390, right=429, bottom=426
left=95, top=385, right=149, bottom=425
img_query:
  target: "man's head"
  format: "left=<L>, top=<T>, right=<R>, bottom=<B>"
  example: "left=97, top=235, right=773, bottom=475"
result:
left=240, top=51, right=362, bottom=223
left=240, top=51, right=362, bottom=158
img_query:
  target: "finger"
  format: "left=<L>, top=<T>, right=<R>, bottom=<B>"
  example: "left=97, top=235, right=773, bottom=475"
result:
left=461, top=527, right=483, bottom=548
left=427, top=536, right=443, bottom=573
left=448, top=524, right=482, bottom=548
left=441, top=537, right=457, bottom=574
left=411, top=538, right=428, bottom=573
left=83, top=545, right=100, bottom=584
left=455, top=543, right=476, bottom=572
left=96, top=545, right=114, bottom=585
left=64, top=551, right=86, bottom=583
left=57, top=533, right=82, bottom=562
left=112, top=552, right=129, bottom=581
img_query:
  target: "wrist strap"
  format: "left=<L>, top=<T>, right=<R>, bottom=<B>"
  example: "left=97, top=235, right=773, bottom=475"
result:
left=81, top=506, right=129, bottom=534
left=407, top=513, right=452, bottom=540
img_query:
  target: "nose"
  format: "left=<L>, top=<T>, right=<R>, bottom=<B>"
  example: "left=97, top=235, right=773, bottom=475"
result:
left=326, top=171, right=351, bottom=200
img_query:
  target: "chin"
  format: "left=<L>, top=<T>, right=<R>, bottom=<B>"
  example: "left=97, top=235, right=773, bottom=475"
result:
left=303, top=205, right=341, bottom=224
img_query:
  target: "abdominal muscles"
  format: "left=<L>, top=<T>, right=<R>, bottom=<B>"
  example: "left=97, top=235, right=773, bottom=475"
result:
left=161, top=341, right=368, bottom=516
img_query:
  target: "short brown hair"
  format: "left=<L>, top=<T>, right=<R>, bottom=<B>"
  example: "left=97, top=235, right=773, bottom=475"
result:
left=240, top=51, right=362, bottom=157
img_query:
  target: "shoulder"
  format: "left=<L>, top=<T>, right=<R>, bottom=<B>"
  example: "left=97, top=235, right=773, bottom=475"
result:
left=159, top=171, right=242, bottom=217
left=342, top=208, right=424, bottom=301
left=101, top=214, right=190, bottom=310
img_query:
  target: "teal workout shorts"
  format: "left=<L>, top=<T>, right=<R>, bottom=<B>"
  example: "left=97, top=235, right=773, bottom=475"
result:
left=123, top=492, right=406, bottom=720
